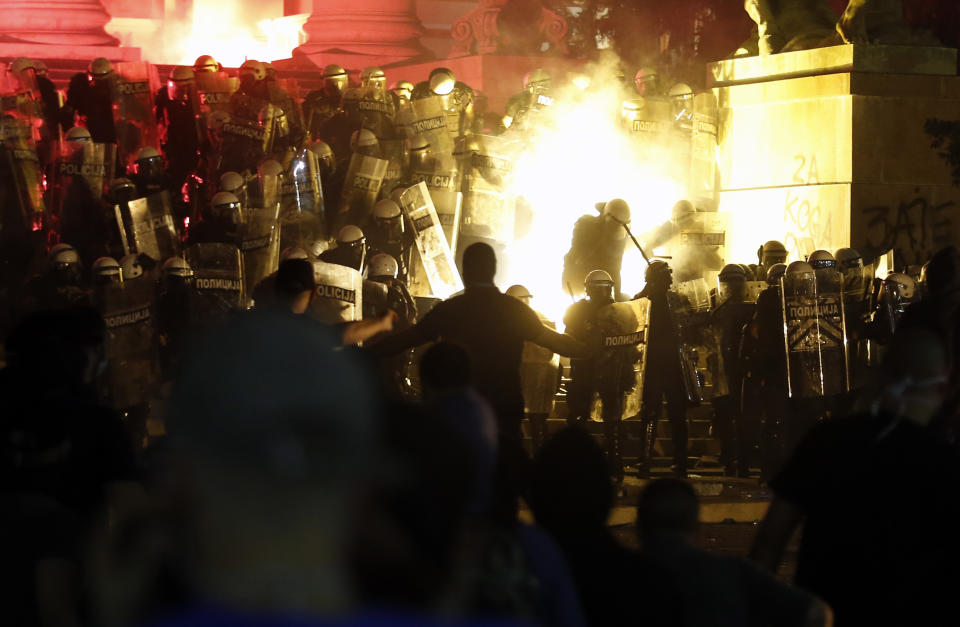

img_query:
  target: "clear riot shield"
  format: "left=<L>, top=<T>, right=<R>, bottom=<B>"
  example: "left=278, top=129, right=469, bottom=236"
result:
left=338, top=153, right=388, bottom=223
left=437, top=85, right=473, bottom=141
left=196, top=72, right=237, bottom=114
left=240, top=209, right=281, bottom=305
left=399, top=182, right=463, bottom=299
left=185, top=242, right=245, bottom=325
left=127, top=191, right=181, bottom=262
left=51, top=140, right=115, bottom=239
left=99, top=282, right=160, bottom=410
left=842, top=276, right=872, bottom=389
left=460, top=134, right=515, bottom=245
left=379, top=138, right=406, bottom=198
left=310, top=260, right=362, bottom=323
left=363, top=278, right=389, bottom=319
left=399, top=96, right=454, bottom=154
left=690, top=93, right=718, bottom=201
left=408, top=152, right=463, bottom=250
left=781, top=272, right=849, bottom=398
left=624, top=97, right=671, bottom=154
left=595, top=299, right=651, bottom=420
left=673, top=280, right=724, bottom=400
left=278, top=149, right=326, bottom=249
left=521, top=340, right=560, bottom=416
left=356, top=89, right=396, bottom=140
left=219, top=111, right=275, bottom=176
left=112, top=62, right=162, bottom=169
left=0, top=117, right=45, bottom=225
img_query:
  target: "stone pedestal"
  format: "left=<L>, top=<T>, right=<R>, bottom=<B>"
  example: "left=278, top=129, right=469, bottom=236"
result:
left=293, top=0, right=430, bottom=69
left=709, top=45, right=960, bottom=267
left=0, top=0, right=138, bottom=61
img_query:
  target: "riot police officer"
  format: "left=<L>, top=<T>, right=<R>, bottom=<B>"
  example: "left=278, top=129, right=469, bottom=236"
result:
left=369, top=253, right=417, bottom=326
left=756, top=240, right=788, bottom=281
left=155, top=66, right=201, bottom=195
left=367, top=199, right=412, bottom=281
left=502, top=68, right=552, bottom=133
left=412, top=67, right=475, bottom=139
left=157, top=256, right=194, bottom=382
left=508, top=284, right=559, bottom=453
left=193, top=55, right=221, bottom=74
left=22, top=244, right=92, bottom=313
left=562, top=198, right=629, bottom=299
left=64, top=58, right=116, bottom=144
left=304, top=64, right=349, bottom=135
left=635, top=260, right=690, bottom=477
left=186, top=191, right=243, bottom=247
left=711, top=264, right=758, bottom=475
left=92, top=256, right=122, bottom=286
left=319, top=225, right=367, bottom=273
left=131, top=146, right=169, bottom=197
left=564, top=270, right=638, bottom=480
left=391, top=79, right=415, bottom=105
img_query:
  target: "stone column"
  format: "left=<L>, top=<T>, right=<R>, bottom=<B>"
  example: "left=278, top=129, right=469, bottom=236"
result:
left=294, top=0, right=429, bottom=68
left=0, top=0, right=119, bottom=47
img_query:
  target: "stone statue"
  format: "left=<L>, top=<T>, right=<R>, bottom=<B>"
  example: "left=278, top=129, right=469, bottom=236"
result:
left=742, top=0, right=940, bottom=56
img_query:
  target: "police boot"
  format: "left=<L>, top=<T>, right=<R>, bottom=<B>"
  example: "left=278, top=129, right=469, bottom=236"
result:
left=636, top=413, right=657, bottom=478
left=603, top=420, right=625, bottom=483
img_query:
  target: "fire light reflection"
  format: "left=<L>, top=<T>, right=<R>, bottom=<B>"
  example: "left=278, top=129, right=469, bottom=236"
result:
left=503, top=77, right=685, bottom=327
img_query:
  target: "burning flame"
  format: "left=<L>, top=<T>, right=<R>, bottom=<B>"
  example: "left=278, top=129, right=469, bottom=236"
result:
left=174, top=5, right=307, bottom=67
left=502, top=77, right=685, bottom=327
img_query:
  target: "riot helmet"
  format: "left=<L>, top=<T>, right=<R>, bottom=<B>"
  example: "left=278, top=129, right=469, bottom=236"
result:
left=506, top=284, right=533, bottom=305
left=407, top=134, right=430, bottom=169
left=429, top=67, right=456, bottom=96
left=161, top=256, right=194, bottom=279
left=368, top=253, right=399, bottom=281
left=239, top=60, right=265, bottom=89
left=602, top=198, right=630, bottom=240
left=351, top=129, right=379, bottom=156
left=322, top=64, right=349, bottom=96
left=585, top=269, right=614, bottom=302
left=258, top=159, right=283, bottom=179
left=644, top=260, right=673, bottom=289
left=634, top=67, right=659, bottom=97
left=194, top=55, right=221, bottom=73
left=219, top=171, right=245, bottom=194
left=308, top=140, right=335, bottom=175
left=9, top=57, right=35, bottom=75
left=88, top=57, right=113, bottom=79
left=671, top=199, right=696, bottom=226
left=523, top=68, right=551, bottom=93
left=718, top=263, right=748, bottom=303
left=168, top=66, right=195, bottom=102
left=391, top=79, right=414, bottom=103
left=761, top=240, right=788, bottom=266
left=135, top=146, right=165, bottom=179
left=208, top=191, right=242, bottom=225
left=308, top=239, right=329, bottom=258
left=281, top=246, right=310, bottom=261
left=808, top=249, right=839, bottom=291
left=884, top=272, right=917, bottom=302
left=766, top=263, right=787, bottom=287
left=361, top=66, right=386, bottom=91
left=372, top=199, right=404, bottom=245
left=336, top=225, right=367, bottom=271
left=65, top=126, right=92, bottom=143
left=120, top=254, right=144, bottom=281
left=92, top=256, right=122, bottom=286
left=109, top=178, right=137, bottom=204
left=783, top=261, right=816, bottom=298
left=263, top=63, right=277, bottom=81
left=668, top=83, right=694, bottom=119
left=50, top=244, right=82, bottom=285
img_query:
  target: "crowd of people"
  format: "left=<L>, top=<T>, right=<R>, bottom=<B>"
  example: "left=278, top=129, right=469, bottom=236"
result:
left=3, top=51, right=960, bottom=626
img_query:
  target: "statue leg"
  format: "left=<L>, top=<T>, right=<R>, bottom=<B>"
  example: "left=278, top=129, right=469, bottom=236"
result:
left=837, top=0, right=870, bottom=45
left=744, top=0, right=785, bottom=55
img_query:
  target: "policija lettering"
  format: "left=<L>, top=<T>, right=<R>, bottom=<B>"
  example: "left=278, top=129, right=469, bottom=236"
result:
left=861, top=194, right=957, bottom=266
